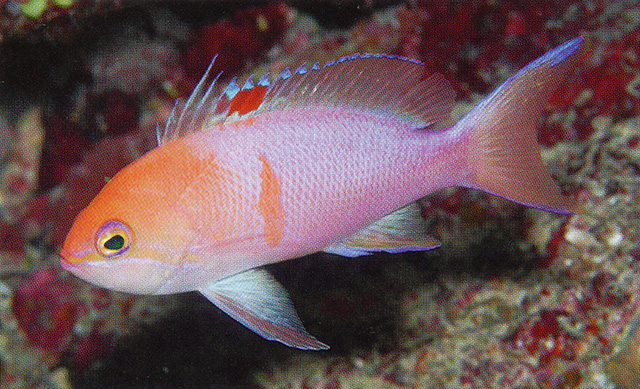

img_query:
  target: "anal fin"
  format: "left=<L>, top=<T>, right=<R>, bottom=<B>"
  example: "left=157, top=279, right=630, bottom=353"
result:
left=323, top=203, right=440, bottom=258
left=199, top=268, right=328, bottom=350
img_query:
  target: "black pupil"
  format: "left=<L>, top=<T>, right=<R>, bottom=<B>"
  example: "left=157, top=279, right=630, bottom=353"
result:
left=104, top=234, right=125, bottom=251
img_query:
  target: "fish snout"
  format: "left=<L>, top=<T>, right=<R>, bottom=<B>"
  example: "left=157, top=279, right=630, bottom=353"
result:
left=59, top=247, right=85, bottom=270
left=59, top=247, right=71, bottom=259
left=59, top=248, right=75, bottom=271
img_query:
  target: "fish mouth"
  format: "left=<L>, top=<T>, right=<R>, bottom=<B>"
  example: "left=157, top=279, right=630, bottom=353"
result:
left=60, top=247, right=71, bottom=258
left=59, top=257, right=74, bottom=271
left=59, top=248, right=77, bottom=271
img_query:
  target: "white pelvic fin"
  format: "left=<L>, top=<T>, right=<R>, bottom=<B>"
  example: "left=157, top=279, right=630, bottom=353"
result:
left=323, top=203, right=440, bottom=258
left=199, top=268, right=329, bottom=350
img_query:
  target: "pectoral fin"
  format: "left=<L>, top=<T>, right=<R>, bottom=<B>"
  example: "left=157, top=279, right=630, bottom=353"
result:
left=199, top=268, right=329, bottom=350
left=323, top=203, right=440, bottom=257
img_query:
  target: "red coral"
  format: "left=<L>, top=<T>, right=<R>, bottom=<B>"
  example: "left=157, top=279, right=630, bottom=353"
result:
left=590, top=272, right=630, bottom=307
left=39, top=89, right=143, bottom=193
left=508, top=309, right=582, bottom=366
left=413, top=0, right=596, bottom=106
left=85, top=90, right=140, bottom=136
left=72, top=328, right=112, bottom=370
left=585, top=32, right=640, bottom=117
left=39, top=114, right=91, bottom=191
left=12, top=266, right=81, bottom=351
left=182, top=2, right=290, bottom=84
left=541, top=27, right=640, bottom=146
left=536, top=221, right=568, bottom=268
left=0, top=221, right=25, bottom=254
left=505, top=11, right=528, bottom=38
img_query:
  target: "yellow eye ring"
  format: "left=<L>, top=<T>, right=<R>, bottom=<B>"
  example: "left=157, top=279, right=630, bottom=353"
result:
left=96, top=220, right=133, bottom=258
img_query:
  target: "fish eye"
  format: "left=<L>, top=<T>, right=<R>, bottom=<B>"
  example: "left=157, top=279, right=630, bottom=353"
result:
left=104, top=234, right=125, bottom=250
left=96, top=220, right=133, bottom=258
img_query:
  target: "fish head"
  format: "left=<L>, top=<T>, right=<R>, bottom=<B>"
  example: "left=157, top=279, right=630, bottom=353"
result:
left=60, top=149, right=196, bottom=295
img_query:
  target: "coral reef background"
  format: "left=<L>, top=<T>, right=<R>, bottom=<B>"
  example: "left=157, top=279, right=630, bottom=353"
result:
left=0, top=1, right=639, bottom=388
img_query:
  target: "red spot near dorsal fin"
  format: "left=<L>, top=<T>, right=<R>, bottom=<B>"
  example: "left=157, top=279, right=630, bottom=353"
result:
left=227, top=85, right=268, bottom=117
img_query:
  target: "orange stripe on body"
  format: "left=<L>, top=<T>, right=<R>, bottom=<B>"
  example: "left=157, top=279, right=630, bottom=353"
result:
left=257, top=155, right=284, bottom=247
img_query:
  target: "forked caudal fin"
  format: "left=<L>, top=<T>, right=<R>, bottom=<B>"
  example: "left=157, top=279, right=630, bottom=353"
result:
left=458, top=37, right=584, bottom=214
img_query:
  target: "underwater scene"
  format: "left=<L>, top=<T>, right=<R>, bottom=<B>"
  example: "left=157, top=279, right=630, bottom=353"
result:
left=0, top=0, right=639, bottom=388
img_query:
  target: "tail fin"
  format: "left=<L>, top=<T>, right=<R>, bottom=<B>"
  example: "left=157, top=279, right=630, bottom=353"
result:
left=459, top=37, right=584, bottom=214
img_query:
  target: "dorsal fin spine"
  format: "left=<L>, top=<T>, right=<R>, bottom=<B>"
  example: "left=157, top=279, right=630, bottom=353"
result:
left=155, top=123, right=162, bottom=144
left=175, top=55, right=218, bottom=130
left=224, top=78, right=240, bottom=99
left=158, top=52, right=455, bottom=143
left=242, top=76, right=255, bottom=90
left=157, top=55, right=226, bottom=145
left=294, top=64, right=307, bottom=75
left=159, top=99, right=184, bottom=144
left=259, top=53, right=454, bottom=128
left=276, top=68, right=292, bottom=82
left=191, top=72, right=223, bottom=130
left=258, top=75, right=270, bottom=87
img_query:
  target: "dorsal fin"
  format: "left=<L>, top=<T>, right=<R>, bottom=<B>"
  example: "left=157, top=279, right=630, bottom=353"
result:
left=157, top=54, right=455, bottom=146
left=257, top=54, right=455, bottom=128
left=158, top=56, right=222, bottom=145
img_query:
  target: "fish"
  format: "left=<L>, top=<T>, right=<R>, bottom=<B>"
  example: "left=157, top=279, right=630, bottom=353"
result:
left=60, top=37, right=584, bottom=350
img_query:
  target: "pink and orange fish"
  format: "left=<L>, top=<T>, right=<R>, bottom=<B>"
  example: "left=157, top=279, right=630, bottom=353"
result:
left=61, top=37, right=584, bottom=349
